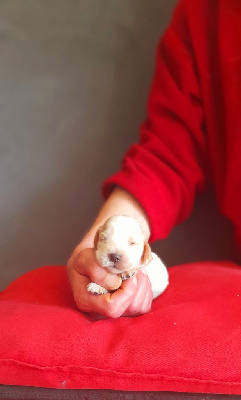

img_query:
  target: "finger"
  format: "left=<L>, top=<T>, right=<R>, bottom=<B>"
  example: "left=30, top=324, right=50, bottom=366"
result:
left=123, top=272, right=146, bottom=315
left=124, top=272, right=152, bottom=316
left=138, top=268, right=153, bottom=313
left=139, top=276, right=153, bottom=314
left=71, top=248, right=122, bottom=291
left=68, top=265, right=95, bottom=312
left=87, top=277, right=138, bottom=318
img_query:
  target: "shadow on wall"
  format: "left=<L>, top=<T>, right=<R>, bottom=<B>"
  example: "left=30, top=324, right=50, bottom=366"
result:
left=0, top=0, right=237, bottom=291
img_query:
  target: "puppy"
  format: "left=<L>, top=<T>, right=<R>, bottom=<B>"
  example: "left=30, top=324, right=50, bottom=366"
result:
left=87, top=215, right=169, bottom=299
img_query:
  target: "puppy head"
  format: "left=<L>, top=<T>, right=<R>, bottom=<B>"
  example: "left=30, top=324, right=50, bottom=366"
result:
left=94, top=215, right=152, bottom=273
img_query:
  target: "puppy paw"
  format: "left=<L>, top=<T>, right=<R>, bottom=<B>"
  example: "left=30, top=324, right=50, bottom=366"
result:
left=121, top=269, right=137, bottom=280
left=87, top=282, right=108, bottom=295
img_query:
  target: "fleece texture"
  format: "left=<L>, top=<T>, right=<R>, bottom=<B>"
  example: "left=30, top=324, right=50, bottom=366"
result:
left=103, top=0, right=241, bottom=244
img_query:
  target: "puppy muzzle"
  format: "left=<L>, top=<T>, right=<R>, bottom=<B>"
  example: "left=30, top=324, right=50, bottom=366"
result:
left=108, top=253, right=121, bottom=264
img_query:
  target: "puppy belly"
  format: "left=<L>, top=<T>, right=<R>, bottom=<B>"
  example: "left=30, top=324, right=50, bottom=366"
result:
left=144, top=252, right=169, bottom=299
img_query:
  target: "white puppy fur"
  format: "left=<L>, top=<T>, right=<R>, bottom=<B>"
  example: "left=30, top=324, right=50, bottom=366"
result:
left=87, top=215, right=169, bottom=299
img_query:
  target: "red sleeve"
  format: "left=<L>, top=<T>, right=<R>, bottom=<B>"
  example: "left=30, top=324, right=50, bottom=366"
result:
left=102, top=1, right=209, bottom=243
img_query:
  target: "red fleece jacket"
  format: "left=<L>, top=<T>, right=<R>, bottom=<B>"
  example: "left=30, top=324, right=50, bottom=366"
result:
left=103, top=0, right=241, bottom=244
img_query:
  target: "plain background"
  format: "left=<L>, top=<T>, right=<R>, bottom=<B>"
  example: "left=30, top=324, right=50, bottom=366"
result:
left=0, top=0, right=237, bottom=291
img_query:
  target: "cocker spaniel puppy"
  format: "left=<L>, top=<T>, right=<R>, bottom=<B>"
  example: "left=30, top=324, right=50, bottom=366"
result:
left=87, top=215, right=169, bottom=299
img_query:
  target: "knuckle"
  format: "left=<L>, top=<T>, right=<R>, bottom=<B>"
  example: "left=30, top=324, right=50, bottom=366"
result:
left=130, top=306, right=139, bottom=316
left=74, top=249, right=93, bottom=274
left=76, top=249, right=87, bottom=266
left=127, top=299, right=140, bottom=315
left=143, top=303, right=152, bottom=314
left=105, top=304, right=122, bottom=319
left=69, top=252, right=82, bottom=272
left=140, top=308, right=149, bottom=316
left=145, top=297, right=153, bottom=313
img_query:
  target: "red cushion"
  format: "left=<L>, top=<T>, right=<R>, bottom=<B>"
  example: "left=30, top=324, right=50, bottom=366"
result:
left=1, top=261, right=241, bottom=394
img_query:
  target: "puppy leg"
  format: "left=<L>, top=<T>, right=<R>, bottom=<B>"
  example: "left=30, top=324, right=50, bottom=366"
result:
left=144, top=252, right=169, bottom=299
left=121, top=268, right=137, bottom=280
left=87, top=282, right=109, bottom=295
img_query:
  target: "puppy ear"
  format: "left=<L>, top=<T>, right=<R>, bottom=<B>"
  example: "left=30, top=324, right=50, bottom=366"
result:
left=94, top=227, right=101, bottom=249
left=141, top=241, right=153, bottom=266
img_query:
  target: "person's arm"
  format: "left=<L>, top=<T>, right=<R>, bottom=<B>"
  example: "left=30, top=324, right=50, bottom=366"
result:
left=103, top=0, right=208, bottom=243
left=68, top=0, right=209, bottom=317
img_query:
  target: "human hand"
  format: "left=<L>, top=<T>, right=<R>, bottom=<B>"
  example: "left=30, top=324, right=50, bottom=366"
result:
left=67, top=246, right=153, bottom=319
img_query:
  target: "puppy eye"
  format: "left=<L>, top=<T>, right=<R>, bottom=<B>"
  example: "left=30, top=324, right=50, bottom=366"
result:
left=99, top=234, right=107, bottom=242
left=129, top=241, right=136, bottom=246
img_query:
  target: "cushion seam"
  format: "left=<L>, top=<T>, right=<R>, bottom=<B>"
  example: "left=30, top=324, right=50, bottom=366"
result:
left=0, top=359, right=241, bottom=386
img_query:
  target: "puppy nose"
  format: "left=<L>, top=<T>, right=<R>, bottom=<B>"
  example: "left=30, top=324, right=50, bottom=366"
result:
left=109, top=253, right=121, bottom=264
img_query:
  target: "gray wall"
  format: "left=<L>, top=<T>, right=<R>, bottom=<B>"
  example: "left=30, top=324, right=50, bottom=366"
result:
left=0, top=1, right=236, bottom=291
